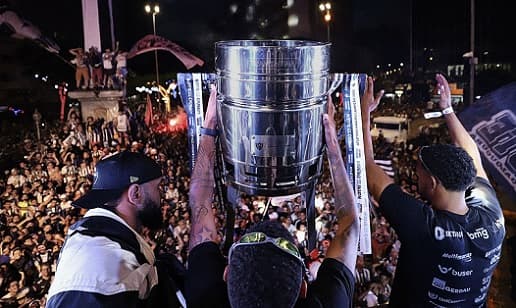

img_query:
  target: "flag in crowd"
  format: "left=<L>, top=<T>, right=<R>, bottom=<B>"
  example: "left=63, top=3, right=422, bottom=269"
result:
left=459, top=82, right=516, bottom=202
left=375, top=159, right=395, bottom=178
left=145, top=93, right=153, bottom=127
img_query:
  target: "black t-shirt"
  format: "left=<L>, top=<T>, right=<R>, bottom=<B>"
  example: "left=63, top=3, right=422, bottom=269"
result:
left=379, top=177, right=505, bottom=307
left=296, top=258, right=354, bottom=308
left=185, top=242, right=354, bottom=308
left=185, top=242, right=229, bottom=308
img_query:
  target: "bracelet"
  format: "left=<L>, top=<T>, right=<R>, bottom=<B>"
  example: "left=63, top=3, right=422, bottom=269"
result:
left=442, top=106, right=454, bottom=115
left=201, top=127, right=218, bottom=137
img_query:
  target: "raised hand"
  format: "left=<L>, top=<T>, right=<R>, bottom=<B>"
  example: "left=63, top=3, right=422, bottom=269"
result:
left=323, top=96, right=338, bottom=153
left=322, top=94, right=360, bottom=271
left=361, top=76, right=384, bottom=114
left=435, top=73, right=452, bottom=110
left=203, top=84, right=218, bottom=129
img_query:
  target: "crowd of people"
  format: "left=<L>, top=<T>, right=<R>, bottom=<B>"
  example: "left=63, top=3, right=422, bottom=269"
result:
left=0, top=101, right=192, bottom=306
left=0, top=75, right=502, bottom=307
left=69, top=42, right=128, bottom=92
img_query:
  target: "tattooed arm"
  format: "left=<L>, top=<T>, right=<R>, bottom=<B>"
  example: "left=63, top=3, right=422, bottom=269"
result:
left=323, top=97, right=360, bottom=271
left=188, top=85, right=219, bottom=250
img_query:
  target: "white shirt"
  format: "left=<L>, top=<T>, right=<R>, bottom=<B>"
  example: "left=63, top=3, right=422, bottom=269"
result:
left=115, top=53, right=127, bottom=68
left=102, top=52, right=114, bottom=69
left=47, top=208, right=158, bottom=300
left=117, top=113, right=129, bottom=132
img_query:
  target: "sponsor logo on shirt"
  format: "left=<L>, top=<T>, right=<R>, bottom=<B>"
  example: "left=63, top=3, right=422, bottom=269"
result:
left=482, top=276, right=491, bottom=285
left=466, top=227, right=490, bottom=240
left=432, top=277, right=471, bottom=294
left=437, top=265, right=473, bottom=277
left=480, top=284, right=489, bottom=293
left=483, top=263, right=498, bottom=274
left=434, top=226, right=463, bottom=241
left=432, top=277, right=446, bottom=289
left=495, top=219, right=504, bottom=229
left=474, top=292, right=487, bottom=304
left=441, top=252, right=472, bottom=262
left=428, top=300, right=445, bottom=308
left=485, top=244, right=502, bottom=258
left=489, top=252, right=501, bottom=265
left=427, top=292, right=466, bottom=305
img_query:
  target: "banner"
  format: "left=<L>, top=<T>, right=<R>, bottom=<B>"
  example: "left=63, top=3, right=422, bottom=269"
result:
left=459, top=82, right=516, bottom=202
left=128, top=35, right=204, bottom=69
left=177, top=73, right=215, bottom=171
left=0, top=6, right=60, bottom=53
left=144, top=94, right=153, bottom=127
left=58, top=84, right=67, bottom=121
left=342, top=73, right=371, bottom=254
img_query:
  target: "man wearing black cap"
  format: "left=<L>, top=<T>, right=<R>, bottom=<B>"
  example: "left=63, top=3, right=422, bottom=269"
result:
left=361, top=74, right=505, bottom=306
left=47, top=151, right=185, bottom=307
left=185, top=85, right=359, bottom=307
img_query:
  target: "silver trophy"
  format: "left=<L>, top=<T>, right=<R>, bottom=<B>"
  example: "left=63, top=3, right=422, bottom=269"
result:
left=216, top=40, right=341, bottom=196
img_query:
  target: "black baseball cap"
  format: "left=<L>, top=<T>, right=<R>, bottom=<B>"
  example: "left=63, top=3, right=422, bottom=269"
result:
left=73, top=151, right=162, bottom=209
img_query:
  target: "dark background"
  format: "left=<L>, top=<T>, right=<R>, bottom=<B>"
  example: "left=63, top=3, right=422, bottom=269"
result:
left=5, top=0, right=515, bottom=75
left=1, top=0, right=514, bottom=120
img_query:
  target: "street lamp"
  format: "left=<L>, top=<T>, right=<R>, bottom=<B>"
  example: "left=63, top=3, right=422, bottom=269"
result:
left=145, top=3, right=160, bottom=87
left=394, top=89, right=404, bottom=105
left=319, top=2, right=332, bottom=42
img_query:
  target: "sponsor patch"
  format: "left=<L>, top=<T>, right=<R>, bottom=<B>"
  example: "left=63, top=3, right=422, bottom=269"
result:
left=441, top=252, right=472, bottom=262
left=467, top=227, right=490, bottom=240
left=431, top=277, right=471, bottom=294
left=437, top=265, right=473, bottom=277
left=427, top=292, right=466, bottom=305
left=434, top=226, right=463, bottom=241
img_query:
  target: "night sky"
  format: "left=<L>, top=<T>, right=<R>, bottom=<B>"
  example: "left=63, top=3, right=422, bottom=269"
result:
left=4, top=0, right=516, bottom=82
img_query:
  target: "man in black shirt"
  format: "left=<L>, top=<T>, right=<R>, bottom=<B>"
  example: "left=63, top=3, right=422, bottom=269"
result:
left=31, top=263, right=52, bottom=299
left=361, top=74, right=505, bottom=307
left=185, top=85, right=359, bottom=307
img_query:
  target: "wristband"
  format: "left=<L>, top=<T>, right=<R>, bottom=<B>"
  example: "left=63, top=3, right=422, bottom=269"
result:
left=201, top=127, right=218, bottom=137
left=442, top=106, right=454, bottom=115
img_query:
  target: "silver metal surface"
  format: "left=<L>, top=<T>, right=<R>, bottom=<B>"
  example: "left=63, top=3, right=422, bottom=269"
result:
left=216, top=40, right=331, bottom=103
left=216, top=40, right=332, bottom=196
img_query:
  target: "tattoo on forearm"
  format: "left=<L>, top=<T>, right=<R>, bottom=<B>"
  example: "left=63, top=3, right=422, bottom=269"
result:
left=190, top=204, right=209, bottom=226
left=196, top=206, right=208, bottom=219
left=189, top=137, right=218, bottom=249
left=192, top=141, right=216, bottom=179
left=190, top=225, right=216, bottom=248
left=326, top=150, right=357, bottom=220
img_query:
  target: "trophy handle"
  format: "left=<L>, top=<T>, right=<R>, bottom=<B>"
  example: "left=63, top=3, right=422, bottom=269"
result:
left=327, top=73, right=344, bottom=96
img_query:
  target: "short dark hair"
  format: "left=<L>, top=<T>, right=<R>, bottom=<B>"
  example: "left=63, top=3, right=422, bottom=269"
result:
left=227, top=221, right=303, bottom=308
left=420, top=144, right=476, bottom=191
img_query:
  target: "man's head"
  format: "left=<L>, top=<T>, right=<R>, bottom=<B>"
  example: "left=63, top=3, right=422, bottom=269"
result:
left=72, top=151, right=163, bottom=230
left=134, top=178, right=163, bottom=230
left=7, top=280, right=19, bottom=295
left=356, top=254, right=365, bottom=269
left=417, top=144, right=476, bottom=197
left=226, top=220, right=304, bottom=308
